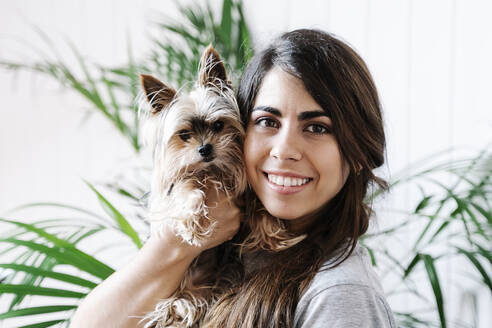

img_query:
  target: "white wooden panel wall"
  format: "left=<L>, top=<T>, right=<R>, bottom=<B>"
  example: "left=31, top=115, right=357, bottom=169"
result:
left=0, top=0, right=490, bottom=327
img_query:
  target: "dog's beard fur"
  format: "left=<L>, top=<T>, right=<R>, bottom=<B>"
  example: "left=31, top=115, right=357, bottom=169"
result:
left=139, top=46, right=306, bottom=328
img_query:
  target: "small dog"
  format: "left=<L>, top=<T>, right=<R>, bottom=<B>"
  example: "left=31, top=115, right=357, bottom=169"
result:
left=139, top=45, right=247, bottom=327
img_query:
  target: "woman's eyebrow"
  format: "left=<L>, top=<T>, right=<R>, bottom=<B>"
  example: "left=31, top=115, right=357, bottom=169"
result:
left=298, top=110, right=330, bottom=121
left=252, top=106, right=281, bottom=116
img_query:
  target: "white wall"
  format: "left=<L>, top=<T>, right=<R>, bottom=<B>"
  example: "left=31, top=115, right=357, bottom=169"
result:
left=1, top=0, right=491, bottom=327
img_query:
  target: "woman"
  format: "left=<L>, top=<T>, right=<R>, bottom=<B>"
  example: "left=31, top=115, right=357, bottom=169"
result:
left=71, top=29, right=396, bottom=327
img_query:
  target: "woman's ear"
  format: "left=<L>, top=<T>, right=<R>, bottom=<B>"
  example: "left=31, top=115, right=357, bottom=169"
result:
left=140, top=74, right=176, bottom=114
left=198, top=44, right=231, bottom=89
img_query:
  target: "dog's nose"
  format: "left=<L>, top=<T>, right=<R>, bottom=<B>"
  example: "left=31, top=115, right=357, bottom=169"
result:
left=198, top=144, right=213, bottom=157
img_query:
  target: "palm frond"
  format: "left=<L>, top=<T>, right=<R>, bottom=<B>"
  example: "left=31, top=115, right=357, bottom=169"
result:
left=367, top=147, right=492, bottom=327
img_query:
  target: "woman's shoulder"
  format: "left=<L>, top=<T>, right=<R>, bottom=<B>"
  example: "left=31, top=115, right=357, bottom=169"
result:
left=311, top=242, right=385, bottom=295
left=294, top=242, right=397, bottom=328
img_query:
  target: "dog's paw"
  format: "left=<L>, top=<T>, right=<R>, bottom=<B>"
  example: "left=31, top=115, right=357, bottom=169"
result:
left=142, top=294, right=208, bottom=328
left=173, top=216, right=217, bottom=247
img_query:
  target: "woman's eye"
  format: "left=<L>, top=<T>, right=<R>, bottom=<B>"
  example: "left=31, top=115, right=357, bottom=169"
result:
left=255, top=117, right=279, bottom=128
left=305, top=124, right=330, bottom=134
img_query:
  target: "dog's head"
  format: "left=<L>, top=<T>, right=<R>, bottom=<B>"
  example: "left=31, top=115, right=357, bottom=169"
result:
left=140, top=46, right=246, bottom=194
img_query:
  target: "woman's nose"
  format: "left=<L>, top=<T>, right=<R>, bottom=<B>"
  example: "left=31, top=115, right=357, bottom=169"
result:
left=269, top=127, right=302, bottom=161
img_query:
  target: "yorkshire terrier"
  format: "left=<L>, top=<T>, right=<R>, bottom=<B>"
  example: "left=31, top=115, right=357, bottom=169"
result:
left=139, top=45, right=247, bottom=327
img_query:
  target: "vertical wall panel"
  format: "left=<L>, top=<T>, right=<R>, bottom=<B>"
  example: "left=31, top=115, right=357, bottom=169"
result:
left=453, top=0, right=492, bottom=149
left=241, top=0, right=290, bottom=48
left=326, top=0, right=371, bottom=54
left=366, top=0, right=411, bottom=173
left=408, top=0, right=455, bottom=162
left=286, top=0, right=331, bottom=31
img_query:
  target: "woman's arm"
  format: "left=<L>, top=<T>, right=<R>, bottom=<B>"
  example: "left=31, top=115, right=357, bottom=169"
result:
left=70, top=190, right=240, bottom=328
left=70, top=234, right=197, bottom=328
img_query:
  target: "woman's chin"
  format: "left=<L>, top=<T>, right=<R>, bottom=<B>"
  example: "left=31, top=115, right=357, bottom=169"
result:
left=264, top=206, right=304, bottom=221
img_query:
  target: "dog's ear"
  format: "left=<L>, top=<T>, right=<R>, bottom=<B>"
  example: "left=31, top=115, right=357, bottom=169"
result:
left=198, top=44, right=231, bottom=88
left=141, top=74, right=176, bottom=114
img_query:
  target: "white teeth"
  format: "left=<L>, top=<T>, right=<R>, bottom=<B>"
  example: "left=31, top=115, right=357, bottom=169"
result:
left=267, top=174, right=310, bottom=187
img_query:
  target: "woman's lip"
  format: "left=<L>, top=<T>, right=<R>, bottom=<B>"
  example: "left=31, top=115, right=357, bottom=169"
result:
left=263, top=170, right=312, bottom=179
left=263, top=172, right=312, bottom=195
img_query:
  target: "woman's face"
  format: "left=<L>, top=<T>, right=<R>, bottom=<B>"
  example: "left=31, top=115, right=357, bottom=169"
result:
left=244, top=67, right=349, bottom=227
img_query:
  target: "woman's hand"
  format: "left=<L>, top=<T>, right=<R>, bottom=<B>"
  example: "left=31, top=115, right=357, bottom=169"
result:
left=154, top=188, right=241, bottom=258
left=202, top=188, right=241, bottom=249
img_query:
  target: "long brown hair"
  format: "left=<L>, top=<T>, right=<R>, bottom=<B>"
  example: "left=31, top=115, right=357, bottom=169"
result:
left=203, top=29, right=388, bottom=328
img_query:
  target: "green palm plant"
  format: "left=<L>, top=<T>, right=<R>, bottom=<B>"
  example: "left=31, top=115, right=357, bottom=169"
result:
left=0, top=183, right=142, bottom=327
left=362, top=147, right=492, bottom=328
left=147, top=0, right=252, bottom=88
left=1, top=1, right=491, bottom=327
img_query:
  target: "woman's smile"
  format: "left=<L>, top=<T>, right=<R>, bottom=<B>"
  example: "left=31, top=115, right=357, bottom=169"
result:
left=263, top=171, right=313, bottom=194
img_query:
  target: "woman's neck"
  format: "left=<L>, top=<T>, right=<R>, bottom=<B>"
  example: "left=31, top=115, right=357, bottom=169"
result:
left=283, top=211, right=320, bottom=235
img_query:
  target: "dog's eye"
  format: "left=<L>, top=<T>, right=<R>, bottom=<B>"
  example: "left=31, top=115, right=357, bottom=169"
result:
left=178, top=130, right=191, bottom=142
left=212, top=120, right=224, bottom=133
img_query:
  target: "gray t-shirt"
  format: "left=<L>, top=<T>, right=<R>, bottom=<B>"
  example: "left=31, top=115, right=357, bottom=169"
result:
left=294, top=243, right=397, bottom=327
